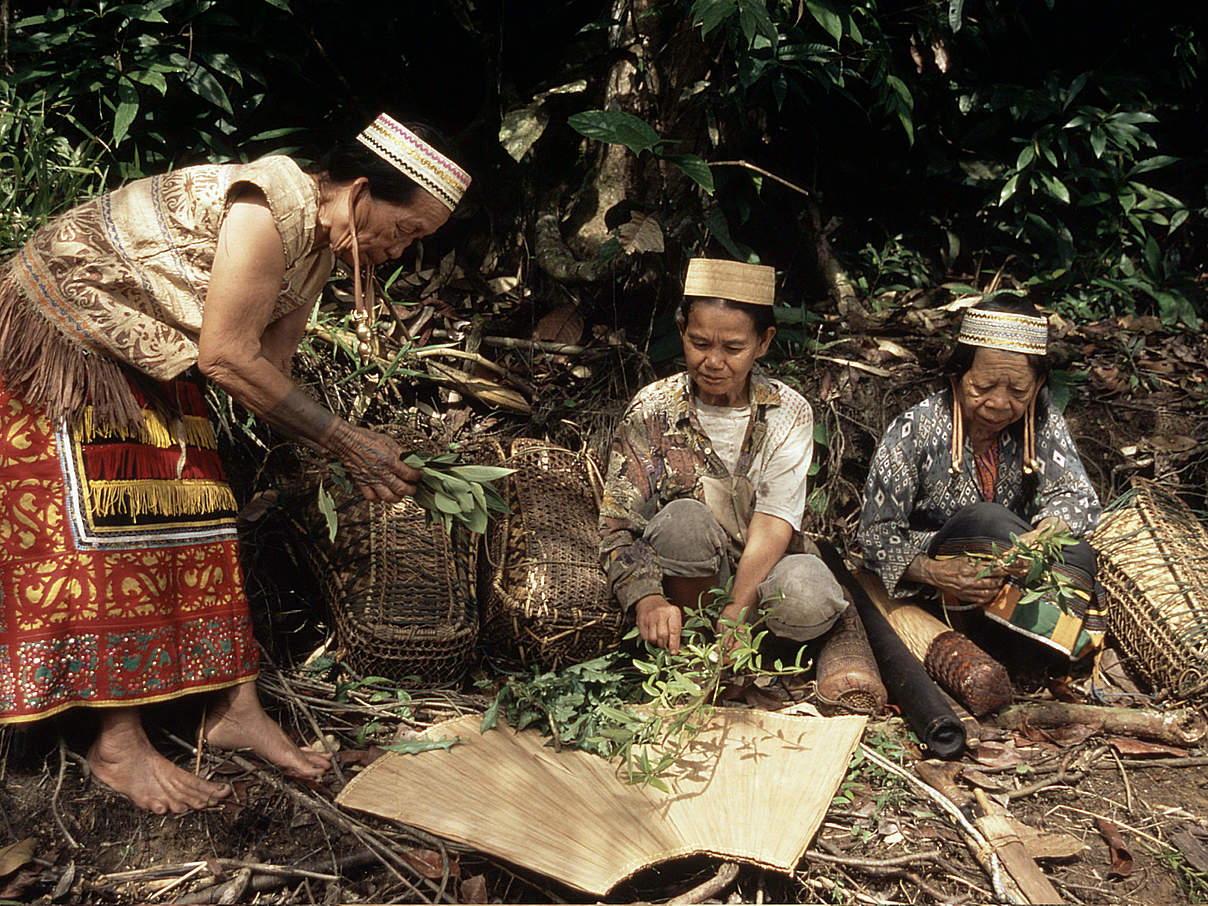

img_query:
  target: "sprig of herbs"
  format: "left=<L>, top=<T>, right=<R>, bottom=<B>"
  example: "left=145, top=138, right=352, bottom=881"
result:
left=315, top=450, right=513, bottom=539
left=971, top=526, right=1082, bottom=614
left=402, top=451, right=513, bottom=535
left=482, top=583, right=809, bottom=791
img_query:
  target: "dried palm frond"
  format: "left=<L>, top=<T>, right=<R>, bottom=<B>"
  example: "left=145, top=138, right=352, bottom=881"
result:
left=336, top=707, right=866, bottom=895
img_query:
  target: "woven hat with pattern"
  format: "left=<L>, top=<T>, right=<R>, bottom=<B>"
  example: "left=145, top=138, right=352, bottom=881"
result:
left=684, top=258, right=775, bottom=306
left=356, top=113, right=470, bottom=211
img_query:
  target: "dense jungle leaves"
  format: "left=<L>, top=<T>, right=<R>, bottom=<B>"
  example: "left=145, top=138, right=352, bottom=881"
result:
left=0, top=0, right=1203, bottom=322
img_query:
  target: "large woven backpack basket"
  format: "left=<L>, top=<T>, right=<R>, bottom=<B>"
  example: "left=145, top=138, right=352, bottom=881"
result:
left=1091, top=477, right=1208, bottom=698
left=288, top=423, right=480, bottom=687
left=483, top=438, right=623, bottom=670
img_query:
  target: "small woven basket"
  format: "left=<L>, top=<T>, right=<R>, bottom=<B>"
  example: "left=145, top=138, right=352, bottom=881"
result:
left=290, top=423, right=479, bottom=687
left=1091, top=477, right=1208, bottom=698
left=483, top=438, right=622, bottom=670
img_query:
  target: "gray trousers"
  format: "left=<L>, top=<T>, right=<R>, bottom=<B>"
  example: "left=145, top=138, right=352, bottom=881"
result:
left=643, top=498, right=847, bottom=642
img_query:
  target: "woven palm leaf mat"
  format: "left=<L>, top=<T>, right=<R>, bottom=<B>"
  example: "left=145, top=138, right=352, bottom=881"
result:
left=336, top=708, right=866, bottom=894
left=1091, top=476, right=1208, bottom=697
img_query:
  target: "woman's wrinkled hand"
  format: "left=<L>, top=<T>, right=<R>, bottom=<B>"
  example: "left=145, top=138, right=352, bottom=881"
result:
left=921, top=555, right=1007, bottom=605
left=327, top=424, right=420, bottom=503
left=635, top=594, right=683, bottom=654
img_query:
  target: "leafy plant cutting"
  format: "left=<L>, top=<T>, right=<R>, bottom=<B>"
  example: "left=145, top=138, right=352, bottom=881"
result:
left=483, top=583, right=809, bottom=791
left=402, top=451, right=514, bottom=535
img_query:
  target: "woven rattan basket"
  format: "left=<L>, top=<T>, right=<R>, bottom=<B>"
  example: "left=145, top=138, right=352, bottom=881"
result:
left=1091, top=477, right=1208, bottom=697
left=483, top=438, right=622, bottom=670
left=290, top=424, right=479, bottom=687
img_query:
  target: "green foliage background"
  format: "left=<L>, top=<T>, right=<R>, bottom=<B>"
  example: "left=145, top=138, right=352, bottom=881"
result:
left=0, top=0, right=1203, bottom=322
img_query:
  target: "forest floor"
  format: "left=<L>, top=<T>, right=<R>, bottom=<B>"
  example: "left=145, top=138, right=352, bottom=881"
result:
left=2, top=294, right=1208, bottom=905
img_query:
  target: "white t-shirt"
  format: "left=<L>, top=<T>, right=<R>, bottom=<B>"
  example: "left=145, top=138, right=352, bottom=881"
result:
left=695, top=381, right=814, bottom=529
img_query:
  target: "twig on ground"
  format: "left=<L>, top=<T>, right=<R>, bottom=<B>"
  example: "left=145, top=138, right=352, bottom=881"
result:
left=147, top=862, right=206, bottom=900
left=1108, top=745, right=1134, bottom=813
left=162, top=731, right=455, bottom=904
left=859, top=745, right=1018, bottom=904
left=809, top=846, right=944, bottom=869
left=667, top=861, right=740, bottom=905
left=53, top=736, right=79, bottom=850
left=261, top=658, right=347, bottom=788
left=901, top=870, right=972, bottom=905
left=194, top=705, right=206, bottom=776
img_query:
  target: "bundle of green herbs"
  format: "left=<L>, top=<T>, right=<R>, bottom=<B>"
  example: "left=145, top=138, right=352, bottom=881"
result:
left=482, top=585, right=809, bottom=790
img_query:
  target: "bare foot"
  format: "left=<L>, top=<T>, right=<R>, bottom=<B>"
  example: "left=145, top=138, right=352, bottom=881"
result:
left=88, top=708, right=231, bottom=814
left=204, top=680, right=331, bottom=779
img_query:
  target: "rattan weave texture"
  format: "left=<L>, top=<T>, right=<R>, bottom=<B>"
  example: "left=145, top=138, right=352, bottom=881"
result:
left=1091, top=477, right=1208, bottom=697
left=291, top=424, right=479, bottom=687
left=483, top=438, right=622, bottom=670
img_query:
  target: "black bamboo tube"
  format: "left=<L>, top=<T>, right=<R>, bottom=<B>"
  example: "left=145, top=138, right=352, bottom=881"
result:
left=816, top=541, right=966, bottom=758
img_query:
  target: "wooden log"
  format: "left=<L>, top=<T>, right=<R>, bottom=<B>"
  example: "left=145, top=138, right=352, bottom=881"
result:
left=973, top=790, right=1063, bottom=905
left=991, top=702, right=1207, bottom=747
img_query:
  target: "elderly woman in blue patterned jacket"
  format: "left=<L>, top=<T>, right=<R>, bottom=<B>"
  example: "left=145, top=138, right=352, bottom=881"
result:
left=858, top=293, right=1103, bottom=659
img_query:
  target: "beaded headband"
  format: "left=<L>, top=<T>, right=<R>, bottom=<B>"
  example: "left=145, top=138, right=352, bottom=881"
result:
left=957, top=307, right=1048, bottom=356
left=683, top=258, right=775, bottom=307
left=356, top=113, right=470, bottom=211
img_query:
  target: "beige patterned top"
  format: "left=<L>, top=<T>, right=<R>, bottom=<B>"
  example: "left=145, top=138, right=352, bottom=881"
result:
left=9, top=156, right=332, bottom=381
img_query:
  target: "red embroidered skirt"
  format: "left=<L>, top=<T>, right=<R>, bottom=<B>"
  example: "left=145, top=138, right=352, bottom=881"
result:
left=0, top=374, right=258, bottom=723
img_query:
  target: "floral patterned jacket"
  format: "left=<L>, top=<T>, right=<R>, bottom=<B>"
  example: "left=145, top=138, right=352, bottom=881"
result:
left=598, top=369, right=814, bottom=611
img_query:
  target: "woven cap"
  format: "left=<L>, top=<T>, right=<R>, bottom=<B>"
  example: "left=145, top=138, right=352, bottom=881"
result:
left=356, top=113, right=471, bottom=211
left=683, top=258, right=775, bottom=306
left=958, top=307, right=1048, bottom=356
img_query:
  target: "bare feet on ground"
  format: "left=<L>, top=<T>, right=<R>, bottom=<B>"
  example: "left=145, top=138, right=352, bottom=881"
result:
left=204, top=679, right=330, bottom=779
left=88, top=708, right=231, bottom=814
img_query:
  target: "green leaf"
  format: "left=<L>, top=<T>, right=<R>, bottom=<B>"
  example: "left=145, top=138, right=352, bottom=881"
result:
left=737, top=0, right=777, bottom=48
left=1041, top=175, right=1070, bottom=204
left=1128, top=155, right=1179, bottom=177
left=317, top=481, right=337, bottom=543
left=1015, top=144, right=1035, bottom=170
left=112, top=78, right=139, bottom=146
left=999, top=174, right=1020, bottom=206
left=432, top=491, right=463, bottom=515
left=128, top=69, right=168, bottom=95
left=380, top=735, right=460, bottom=755
left=690, top=0, right=737, bottom=36
left=262, top=0, right=292, bottom=8
left=185, top=64, right=233, bottom=114
left=568, top=110, right=660, bottom=155
left=447, top=464, right=515, bottom=482
left=806, top=1, right=843, bottom=42
left=663, top=153, right=715, bottom=194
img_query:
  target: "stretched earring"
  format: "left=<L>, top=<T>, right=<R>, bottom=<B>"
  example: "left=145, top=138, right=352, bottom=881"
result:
left=1022, top=397, right=1038, bottom=475
left=346, top=193, right=376, bottom=362
left=949, top=376, right=963, bottom=476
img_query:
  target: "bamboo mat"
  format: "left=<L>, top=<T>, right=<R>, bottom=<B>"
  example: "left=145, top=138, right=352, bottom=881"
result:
left=336, top=707, right=866, bottom=894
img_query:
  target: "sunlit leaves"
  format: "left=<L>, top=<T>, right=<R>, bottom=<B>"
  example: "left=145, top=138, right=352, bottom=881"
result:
left=569, top=110, right=716, bottom=195
left=568, top=110, right=660, bottom=154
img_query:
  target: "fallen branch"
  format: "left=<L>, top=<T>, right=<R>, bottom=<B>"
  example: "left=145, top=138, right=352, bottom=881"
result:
left=859, top=745, right=1017, bottom=904
left=990, top=702, right=1206, bottom=747
left=667, top=861, right=739, bottom=905
left=807, top=847, right=943, bottom=869
left=171, top=853, right=375, bottom=905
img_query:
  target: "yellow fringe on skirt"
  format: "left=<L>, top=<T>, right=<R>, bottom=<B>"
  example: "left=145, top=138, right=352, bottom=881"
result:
left=88, top=479, right=237, bottom=520
left=81, top=407, right=217, bottom=450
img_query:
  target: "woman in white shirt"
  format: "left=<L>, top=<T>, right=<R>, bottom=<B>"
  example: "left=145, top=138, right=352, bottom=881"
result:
left=599, top=258, right=846, bottom=653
